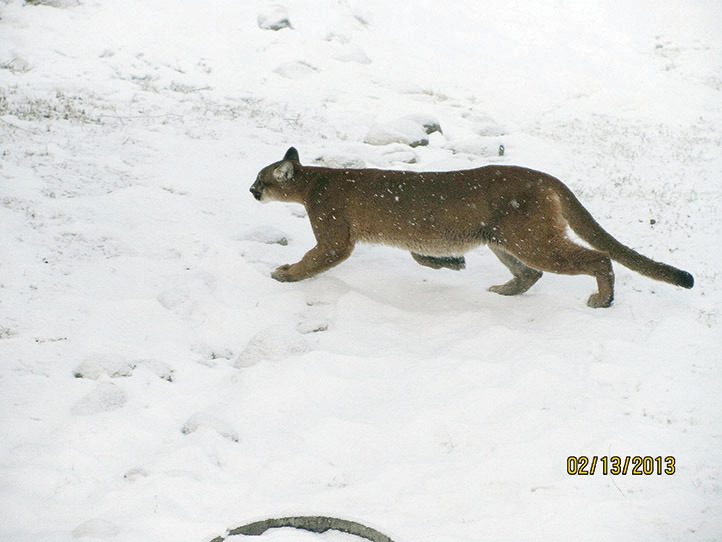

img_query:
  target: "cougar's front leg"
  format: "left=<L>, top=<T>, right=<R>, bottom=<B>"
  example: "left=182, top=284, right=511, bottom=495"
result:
left=272, top=215, right=354, bottom=282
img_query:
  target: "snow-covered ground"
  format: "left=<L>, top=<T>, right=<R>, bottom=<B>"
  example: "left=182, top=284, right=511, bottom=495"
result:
left=2, top=1, right=721, bottom=541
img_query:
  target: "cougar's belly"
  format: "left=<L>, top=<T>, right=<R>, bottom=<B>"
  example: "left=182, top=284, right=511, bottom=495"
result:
left=354, top=225, right=484, bottom=257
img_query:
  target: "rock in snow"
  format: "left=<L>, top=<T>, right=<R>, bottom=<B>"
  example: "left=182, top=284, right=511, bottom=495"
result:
left=380, top=144, right=418, bottom=164
left=313, top=154, right=366, bottom=169
left=364, top=117, right=433, bottom=147
left=26, top=0, right=81, bottom=7
left=257, top=5, right=292, bottom=31
left=444, top=137, right=504, bottom=157
left=402, top=113, right=443, bottom=135
left=239, top=226, right=289, bottom=246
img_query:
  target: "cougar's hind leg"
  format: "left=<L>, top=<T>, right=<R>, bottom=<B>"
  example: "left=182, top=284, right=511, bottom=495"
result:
left=488, top=246, right=543, bottom=295
left=411, top=252, right=466, bottom=271
left=509, top=238, right=615, bottom=308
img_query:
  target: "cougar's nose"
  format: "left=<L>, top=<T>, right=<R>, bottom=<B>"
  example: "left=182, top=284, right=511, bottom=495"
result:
left=250, top=186, right=261, bottom=200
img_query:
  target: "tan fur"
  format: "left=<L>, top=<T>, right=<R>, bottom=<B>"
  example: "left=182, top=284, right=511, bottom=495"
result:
left=250, top=147, right=693, bottom=307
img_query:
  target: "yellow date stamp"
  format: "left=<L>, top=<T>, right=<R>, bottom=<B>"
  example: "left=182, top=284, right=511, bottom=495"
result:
left=567, top=455, right=676, bottom=476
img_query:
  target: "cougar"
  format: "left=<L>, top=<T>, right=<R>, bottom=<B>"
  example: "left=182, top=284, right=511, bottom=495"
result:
left=249, top=147, right=693, bottom=307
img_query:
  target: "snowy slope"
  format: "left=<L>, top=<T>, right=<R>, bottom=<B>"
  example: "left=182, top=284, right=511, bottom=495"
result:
left=1, top=1, right=721, bottom=541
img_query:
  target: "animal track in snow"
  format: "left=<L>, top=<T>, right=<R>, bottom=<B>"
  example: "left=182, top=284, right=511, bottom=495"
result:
left=71, top=382, right=127, bottom=415
left=73, top=355, right=174, bottom=382
left=235, top=326, right=310, bottom=368
left=73, top=353, right=134, bottom=379
left=156, top=272, right=217, bottom=318
left=332, top=44, right=371, bottom=64
left=273, top=61, right=318, bottom=80
left=72, top=518, right=120, bottom=539
left=181, top=412, right=239, bottom=442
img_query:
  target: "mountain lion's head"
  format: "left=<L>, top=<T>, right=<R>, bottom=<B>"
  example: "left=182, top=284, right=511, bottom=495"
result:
left=250, top=147, right=300, bottom=203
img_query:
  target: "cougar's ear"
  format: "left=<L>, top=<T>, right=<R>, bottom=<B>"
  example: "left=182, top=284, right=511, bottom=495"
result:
left=283, top=147, right=300, bottom=162
left=273, top=160, right=295, bottom=183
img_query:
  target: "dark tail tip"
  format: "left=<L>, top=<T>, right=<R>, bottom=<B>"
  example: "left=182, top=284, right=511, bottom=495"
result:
left=678, top=270, right=694, bottom=289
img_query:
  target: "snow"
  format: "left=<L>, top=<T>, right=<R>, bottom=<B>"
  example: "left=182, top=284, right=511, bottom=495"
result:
left=1, top=1, right=721, bottom=542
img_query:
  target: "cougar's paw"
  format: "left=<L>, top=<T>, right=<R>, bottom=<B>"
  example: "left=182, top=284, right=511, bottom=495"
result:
left=587, top=293, right=613, bottom=308
left=488, top=283, right=516, bottom=296
left=271, top=264, right=298, bottom=282
left=488, top=278, right=528, bottom=296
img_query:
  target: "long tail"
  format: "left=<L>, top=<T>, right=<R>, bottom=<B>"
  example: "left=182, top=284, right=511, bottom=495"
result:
left=209, top=516, right=396, bottom=542
left=554, top=182, right=694, bottom=289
